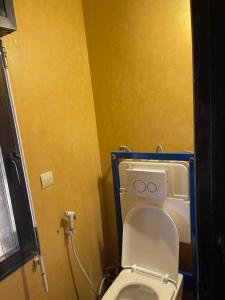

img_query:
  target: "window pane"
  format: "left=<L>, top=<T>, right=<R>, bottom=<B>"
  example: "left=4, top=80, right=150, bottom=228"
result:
left=0, top=146, right=19, bottom=261
left=0, top=0, right=6, bottom=17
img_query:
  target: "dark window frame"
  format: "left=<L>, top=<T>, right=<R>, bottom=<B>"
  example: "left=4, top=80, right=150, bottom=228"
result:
left=0, top=43, right=40, bottom=281
left=0, top=0, right=16, bottom=37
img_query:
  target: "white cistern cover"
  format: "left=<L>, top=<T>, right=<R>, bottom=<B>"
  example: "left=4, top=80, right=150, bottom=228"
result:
left=122, top=205, right=179, bottom=284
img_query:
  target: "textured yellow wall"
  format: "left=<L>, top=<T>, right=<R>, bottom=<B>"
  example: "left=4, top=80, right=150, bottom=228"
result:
left=0, top=0, right=194, bottom=298
left=82, top=0, right=194, bottom=263
left=1, top=1, right=104, bottom=300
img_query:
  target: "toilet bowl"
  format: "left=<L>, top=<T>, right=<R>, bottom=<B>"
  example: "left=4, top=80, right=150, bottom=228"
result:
left=102, top=269, right=183, bottom=300
left=102, top=205, right=183, bottom=300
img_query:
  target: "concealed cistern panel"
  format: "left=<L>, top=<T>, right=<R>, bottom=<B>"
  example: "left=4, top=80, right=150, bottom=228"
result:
left=126, top=169, right=167, bottom=201
left=119, top=160, right=191, bottom=243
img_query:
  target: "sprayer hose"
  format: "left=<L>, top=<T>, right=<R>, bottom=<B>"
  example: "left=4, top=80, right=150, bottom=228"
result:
left=69, top=232, right=100, bottom=296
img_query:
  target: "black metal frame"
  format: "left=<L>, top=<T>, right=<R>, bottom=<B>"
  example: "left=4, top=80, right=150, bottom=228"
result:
left=191, top=1, right=225, bottom=298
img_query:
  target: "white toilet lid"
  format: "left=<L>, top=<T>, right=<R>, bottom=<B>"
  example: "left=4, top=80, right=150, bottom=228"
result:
left=122, top=205, right=179, bottom=284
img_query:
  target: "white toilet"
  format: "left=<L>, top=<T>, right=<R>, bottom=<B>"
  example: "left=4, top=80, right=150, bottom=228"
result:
left=102, top=205, right=183, bottom=300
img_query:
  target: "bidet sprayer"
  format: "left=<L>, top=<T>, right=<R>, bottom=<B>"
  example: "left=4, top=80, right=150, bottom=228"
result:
left=64, top=210, right=101, bottom=296
left=64, top=211, right=76, bottom=232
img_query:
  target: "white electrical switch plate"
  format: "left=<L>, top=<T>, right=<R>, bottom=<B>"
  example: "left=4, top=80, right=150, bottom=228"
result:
left=126, top=168, right=167, bottom=200
left=40, top=171, right=54, bottom=189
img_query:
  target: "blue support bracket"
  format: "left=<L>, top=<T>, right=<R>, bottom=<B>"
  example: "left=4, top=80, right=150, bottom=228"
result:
left=180, top=270, right=193, bottom=289
left=111, top=151, right=197, bottom=298
left=111, top=153, right=123, bottom=256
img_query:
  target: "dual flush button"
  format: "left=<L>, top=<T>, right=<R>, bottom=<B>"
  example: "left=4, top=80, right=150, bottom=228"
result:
left=126, top=168, right=167, bottom=200
left=133, top=180, right=157, bottom=193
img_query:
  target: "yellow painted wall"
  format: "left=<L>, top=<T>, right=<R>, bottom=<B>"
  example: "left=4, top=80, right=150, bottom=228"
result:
left=82, top=0, right=194, bottom=263
left=1, top=0, right=105, bottom=300
left=0, top=0, right=194, bottom=298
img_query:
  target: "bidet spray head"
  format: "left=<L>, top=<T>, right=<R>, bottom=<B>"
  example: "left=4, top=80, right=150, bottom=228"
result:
left=64, top=211, right=76, bottom=232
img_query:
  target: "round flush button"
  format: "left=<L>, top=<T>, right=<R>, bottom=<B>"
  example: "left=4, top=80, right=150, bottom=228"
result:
left=147, top=182, right=157, bottom=193
left=133, top=180, right=146, bottom=193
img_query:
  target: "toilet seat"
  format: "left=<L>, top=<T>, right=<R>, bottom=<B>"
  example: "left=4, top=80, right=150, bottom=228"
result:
left=103, top=205, right=182, bottom=300
left=102, top=269, right=183, bottom=300
left=122, top=205, right=179, bottom=285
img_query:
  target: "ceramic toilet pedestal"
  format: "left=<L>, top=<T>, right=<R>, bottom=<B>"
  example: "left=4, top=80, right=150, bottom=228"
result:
left=102, top=205, right=183, bottom=300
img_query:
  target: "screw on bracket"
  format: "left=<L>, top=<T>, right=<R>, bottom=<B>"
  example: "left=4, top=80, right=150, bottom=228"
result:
left=189, top=157, right=195, bottom=163
left=111, top=153, right=117, bottom=160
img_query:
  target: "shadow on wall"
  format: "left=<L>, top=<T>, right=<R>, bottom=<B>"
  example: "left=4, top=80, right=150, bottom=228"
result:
left=65, top=238, right=80, bottom=300
left=60, top=218, right=80, bottom=300
left=98, top=168, right=119, bottom=268
left=21, top=267, right=30, bottom=300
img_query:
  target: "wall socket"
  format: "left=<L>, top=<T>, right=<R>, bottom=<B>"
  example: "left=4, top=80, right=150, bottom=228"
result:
left=40, top=171, right=54, bottom=189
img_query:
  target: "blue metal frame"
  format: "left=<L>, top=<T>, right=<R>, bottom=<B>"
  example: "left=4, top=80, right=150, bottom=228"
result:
left=111, top=151, right=197, bottom=298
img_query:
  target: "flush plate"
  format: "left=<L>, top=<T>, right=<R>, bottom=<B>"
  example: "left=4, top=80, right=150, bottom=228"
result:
left=126, top=168, right=167, bottom=201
